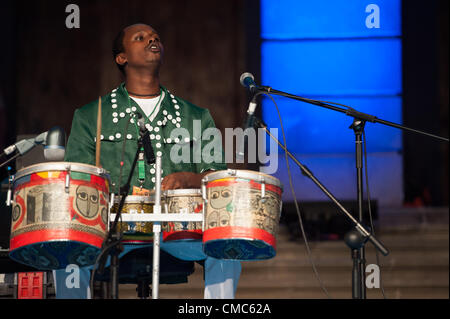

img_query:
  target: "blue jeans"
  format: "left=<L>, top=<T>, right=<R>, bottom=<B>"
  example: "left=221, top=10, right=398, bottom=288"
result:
left=53, top=237, right=241, bottom=299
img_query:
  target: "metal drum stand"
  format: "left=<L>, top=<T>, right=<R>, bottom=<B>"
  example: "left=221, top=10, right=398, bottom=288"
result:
left=109, top=156, right=204, bottom=299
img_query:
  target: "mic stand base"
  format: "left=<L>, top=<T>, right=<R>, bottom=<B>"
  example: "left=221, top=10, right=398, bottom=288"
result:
left=108, top=233, right=123, bottom=299
left=137, top=279, right=151, bottom=299
left=344, top=228, right=368, bottom=299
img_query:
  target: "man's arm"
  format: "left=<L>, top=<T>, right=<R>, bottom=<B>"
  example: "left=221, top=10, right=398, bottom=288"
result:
left=161, top=171, right=211, bottom=190
left=162, top=108, right=226, bottom=190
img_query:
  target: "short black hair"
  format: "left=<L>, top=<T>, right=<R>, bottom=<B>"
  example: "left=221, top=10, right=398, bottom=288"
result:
left=112, top=27, right=126, bottom=74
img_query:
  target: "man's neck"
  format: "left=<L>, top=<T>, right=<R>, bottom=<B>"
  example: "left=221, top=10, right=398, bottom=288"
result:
left=125, top=69, right=161, bottom=96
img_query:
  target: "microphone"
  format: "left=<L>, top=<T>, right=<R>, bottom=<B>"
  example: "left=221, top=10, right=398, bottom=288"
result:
left=240, top=72, right=260, bottom=93
left=44, top=126, right=66, bottom=160
left=236, top=95, right=258, bottom=159
left=137, top=113, right=155, bottom=164
left=2, top=126, right=66, bottom=161
left=3, top=137, right=39, bottom=157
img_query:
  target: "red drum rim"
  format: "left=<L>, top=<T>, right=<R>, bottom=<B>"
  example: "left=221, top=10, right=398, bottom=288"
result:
left=163, top=230, right=202, bottom=241
left=202, top=169, right=282, bottom=189
left=10, top=228, right=105, bottom=250
left=203, top=226, right=276, bottom=249
left=14, top=161, right=110, bottom=181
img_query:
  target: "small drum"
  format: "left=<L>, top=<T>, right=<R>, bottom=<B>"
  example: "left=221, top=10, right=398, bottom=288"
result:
left=9, top=162, right=110, bottom=270
left=202, top=169, right=283, bottom=260
left=111, top=195, right=155, bottom=244
left=162, top=189, right=203, bottom=242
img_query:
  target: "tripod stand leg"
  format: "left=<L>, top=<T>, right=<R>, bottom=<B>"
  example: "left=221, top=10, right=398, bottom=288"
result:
left=110, top=250, right=119, bottom=299
left=102, top=281, right=109, bottom=299
left=345, top=228, right=367, bottom=299
left=351, top=249, right=361, bottom=299
left=137, top=280, right=151, bottom=299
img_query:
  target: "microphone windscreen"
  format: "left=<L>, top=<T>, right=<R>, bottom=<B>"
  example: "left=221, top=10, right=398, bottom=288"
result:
left=240, top=72, right=254, bottom=87
left=44, top=126, right=66, bottom=160
left=44, top=147, right=65, bottom=161
left=46, top=126, right=66, bottom=147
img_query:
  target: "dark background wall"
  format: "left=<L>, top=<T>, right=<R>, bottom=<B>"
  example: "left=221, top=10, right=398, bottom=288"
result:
left=402, top=1, right=449, bottom=205
left=402, top=0, right=449, bottom=206
left=0, top=0, right=250, bottom=151
left=0, top=0, right=448, bottom=206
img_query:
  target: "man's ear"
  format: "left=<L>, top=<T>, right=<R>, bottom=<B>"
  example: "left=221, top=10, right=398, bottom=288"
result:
left=115, top=53, right=127, bottom=67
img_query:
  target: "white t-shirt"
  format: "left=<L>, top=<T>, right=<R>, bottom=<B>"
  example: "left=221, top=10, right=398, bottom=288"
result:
left=130, top=91, right=165, bottom=122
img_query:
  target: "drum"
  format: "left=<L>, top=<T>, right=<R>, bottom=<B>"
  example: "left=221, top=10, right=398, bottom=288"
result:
left=162, top=189, right=203, bottom=242
left=111, top=195, right=155, bottom=244
left=202, top=169, right=283, bottom=260
left=9, top=162, right=110, bottom=270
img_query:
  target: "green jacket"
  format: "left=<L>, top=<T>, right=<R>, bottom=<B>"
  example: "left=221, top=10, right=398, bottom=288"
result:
left=65, top=83, right=226, bottom=193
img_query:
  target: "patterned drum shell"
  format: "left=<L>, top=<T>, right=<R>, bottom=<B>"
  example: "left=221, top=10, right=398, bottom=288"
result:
left=9, top=162, right=110, bottom=270
left=202, top=169, right=283, bottom=261
left=161, top=189, right=203, bottom=242
left=111, top=195, right=155, bottom=244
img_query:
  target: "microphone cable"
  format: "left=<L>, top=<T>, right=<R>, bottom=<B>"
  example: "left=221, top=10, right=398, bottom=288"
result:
left=276, top=93, right=388, bottom=298
left=89, top=113, right=133, bottom=298
left=301, top=97, right=357, bottom=112
left=89, top=234, right=123, bottom=298
left=362, top=129, right=387, bottom=299
left=297, top=95, right=388, bottom=298
left=241, top=71, right=390, bottom=297
left=263, top=92, right=331, bottom=299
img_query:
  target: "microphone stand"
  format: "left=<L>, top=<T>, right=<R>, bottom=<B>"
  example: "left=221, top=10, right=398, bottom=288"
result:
left=262, top=87, right=449, bottom=142
left=253, top=116, right=389, bottom=255
left=96, top=137, right=143, bottom=299
left=0, top=153, right=20, bottom=169
left=349, top=118, right=370, bottom=298
left=251, top=86, right=448, bottom=299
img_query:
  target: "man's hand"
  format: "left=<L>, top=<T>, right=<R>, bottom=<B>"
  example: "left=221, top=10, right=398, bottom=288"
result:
left=161, top=171, right=209, bottom=190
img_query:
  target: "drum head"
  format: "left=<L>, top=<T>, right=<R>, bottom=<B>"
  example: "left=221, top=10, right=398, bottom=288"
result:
left=163, top=189, right=202, bottom=197
left=203, top=169, right=282, bottom=189
left=203, top=238, right=276, bottom=260
left=9, top=241, right=101, bottom=270
left=14, top=162, right=110, bottom=181
left=113, top=194, right=156, bottom=204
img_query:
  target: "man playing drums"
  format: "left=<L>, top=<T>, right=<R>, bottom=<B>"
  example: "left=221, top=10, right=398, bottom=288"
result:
left=53, top=23, right=241, bottom=299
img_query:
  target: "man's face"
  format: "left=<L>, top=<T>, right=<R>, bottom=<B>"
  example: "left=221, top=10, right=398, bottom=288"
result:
left=118, top=24, right=164, bottom=71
